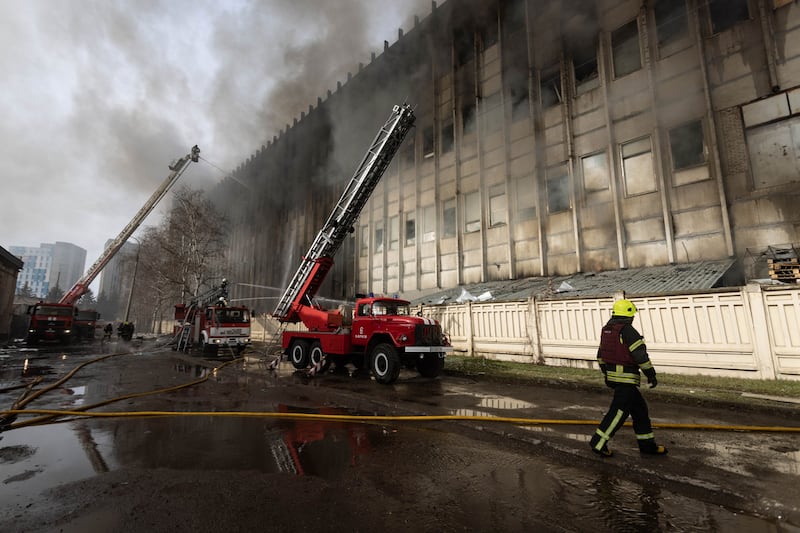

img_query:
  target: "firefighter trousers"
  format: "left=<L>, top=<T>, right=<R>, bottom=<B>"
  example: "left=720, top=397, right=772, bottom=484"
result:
left=589, top=383, right=658, bottom=453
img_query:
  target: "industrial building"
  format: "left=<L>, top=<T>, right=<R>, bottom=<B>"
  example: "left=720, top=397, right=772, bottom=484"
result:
left=97, top=239, right=139, bottom=321
left=214, top=0, right=800, bottom=308
left=9, top=242, right=86, bottom=299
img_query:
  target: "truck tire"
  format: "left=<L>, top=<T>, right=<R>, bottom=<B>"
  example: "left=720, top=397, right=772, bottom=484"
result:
left=309, top=341, right=330, bottom=373
left=416, top=355, right=444, bottom=378
left=289, top=340, right=310, bottom=369
left=370, top=343, right=400, bottom=384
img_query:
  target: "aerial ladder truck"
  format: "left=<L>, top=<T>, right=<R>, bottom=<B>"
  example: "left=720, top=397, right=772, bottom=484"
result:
left=172, top=278, right=251, bottom=355
left=26, top=146, right=200, bottom=344
left=272, top=104, right=451, bottom=384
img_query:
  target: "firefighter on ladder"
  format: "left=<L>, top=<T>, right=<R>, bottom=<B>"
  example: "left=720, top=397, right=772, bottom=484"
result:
left=589, top=299, right=668, bottom=457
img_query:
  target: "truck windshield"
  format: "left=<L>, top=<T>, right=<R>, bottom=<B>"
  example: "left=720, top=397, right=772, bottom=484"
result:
left=215, top=308, right=250, bottom=323
left=35, top=306, right=73, bottom=316
left=371, top=302, right=410, bottom=316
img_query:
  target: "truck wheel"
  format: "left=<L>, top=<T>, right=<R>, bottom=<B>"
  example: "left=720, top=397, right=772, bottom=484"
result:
left=309, top=341, right=330, bottom=372
left=370, top=343, right=400, bottom=384
left=417, top=356, right=444, bottom=378
left=289, top=340, right=310, bottom=369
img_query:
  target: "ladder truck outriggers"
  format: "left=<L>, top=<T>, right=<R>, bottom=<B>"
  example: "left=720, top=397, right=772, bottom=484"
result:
left=172, top=279, right=251, bottom=355
left=26, top=146, right=200, bottom=345
left=272, top=104, right=452, bottom=384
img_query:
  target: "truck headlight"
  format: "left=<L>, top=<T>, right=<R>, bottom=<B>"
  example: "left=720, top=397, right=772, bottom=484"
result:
left=64, top=329, right=71, bottom=334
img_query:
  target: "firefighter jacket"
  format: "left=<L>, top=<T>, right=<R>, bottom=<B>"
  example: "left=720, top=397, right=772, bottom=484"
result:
left=596, top=316, right=656, bottom=386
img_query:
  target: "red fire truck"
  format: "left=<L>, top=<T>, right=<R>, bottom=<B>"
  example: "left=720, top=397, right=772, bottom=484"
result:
left=173, top=279, right=251, bottom=355
left=272, top=104, right=451, bottom=384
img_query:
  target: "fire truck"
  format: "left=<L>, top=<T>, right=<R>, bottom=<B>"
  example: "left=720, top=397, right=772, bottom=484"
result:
left=272, top=104, right=452, bottom=384
left=173, top=279, right=251, bottom=355
left=26, top=146, right=200, bottom=344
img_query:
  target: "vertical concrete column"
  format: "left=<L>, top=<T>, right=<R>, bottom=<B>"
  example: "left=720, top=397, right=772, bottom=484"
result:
left=689, top=0, right=734, bottom=257
left=466, top=301, right=475, bottom=356
left=744, top=283, right=777, bottom=379
left=527, top=296, right=543, bottom=363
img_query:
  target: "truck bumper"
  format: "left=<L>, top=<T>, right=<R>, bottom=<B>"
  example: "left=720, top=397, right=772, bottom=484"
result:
left=404, top=346, right=451, bottom=354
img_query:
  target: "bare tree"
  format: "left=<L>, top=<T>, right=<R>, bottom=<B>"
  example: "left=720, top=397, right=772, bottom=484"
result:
left=128, top=186, right=229, bottom=332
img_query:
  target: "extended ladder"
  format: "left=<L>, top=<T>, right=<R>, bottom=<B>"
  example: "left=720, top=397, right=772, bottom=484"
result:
left=273, top=104, right=415, bottom=321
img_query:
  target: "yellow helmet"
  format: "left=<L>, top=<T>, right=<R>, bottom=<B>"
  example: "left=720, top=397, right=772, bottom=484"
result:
left=612, top=299, right=637, bottom=317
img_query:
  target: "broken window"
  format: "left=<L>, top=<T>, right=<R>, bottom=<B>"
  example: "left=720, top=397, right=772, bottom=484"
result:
left=540, top=66, right=562, bottom=108
left=480, top=11, right=499, bottom=49
left=582, top=151, right=610, bottom=193
left=464, top=191, right=481, bottom=232
left=709, top=0, right=750, bottom=34
left=669, top=120, right=706, bottom=170
left=489, top=185, right=507, bottom=227
left=462, top=100, right=477, bottom=135
left=508, top=66, right=530, bottom=122
left=573, top=39, right=599, bottom=95
left=402, top=139, right=415, bottom=172
left=502, top=0, right=526, bottom=37
left=405, top=212, right=416, bottom=247
left=443, top=198, right=457, bottom=238
left=621, top=137, right=657, bottom=196
left=455, top=26, right=474, bottom=66
left=546, top=166, right=571, bottom=213
left=655, top=0, right=689, bottom=50
left=612, top=20, right=641, bottom=78
left=422, top=125, right=435, bottom=158
left=441, top=120, right=454, bottom=153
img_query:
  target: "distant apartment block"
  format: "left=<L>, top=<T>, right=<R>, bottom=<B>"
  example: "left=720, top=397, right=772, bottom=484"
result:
left=10, top=242, right=86, bottom=299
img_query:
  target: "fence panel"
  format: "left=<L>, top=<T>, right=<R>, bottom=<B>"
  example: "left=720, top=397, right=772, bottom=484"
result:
left=763, top=288, right=800, bottom=377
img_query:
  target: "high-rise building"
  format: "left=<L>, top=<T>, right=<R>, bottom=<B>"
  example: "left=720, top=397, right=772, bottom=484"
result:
left=10, top=242, right=86, bottom=299
left=98, top=240, right=138, bottom=321
left=213, top=0, right=800, bottom=306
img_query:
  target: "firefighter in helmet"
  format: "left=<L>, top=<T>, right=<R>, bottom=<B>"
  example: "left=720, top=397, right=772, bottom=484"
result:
left=589, top=298, right=668, bottom=457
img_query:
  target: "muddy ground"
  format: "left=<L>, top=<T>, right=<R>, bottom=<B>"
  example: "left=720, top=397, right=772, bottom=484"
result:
left=1, top=338, right=799, bottom=532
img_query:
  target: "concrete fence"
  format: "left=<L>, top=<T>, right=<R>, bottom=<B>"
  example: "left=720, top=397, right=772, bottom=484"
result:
left=421, top=283, right=800, bottom=381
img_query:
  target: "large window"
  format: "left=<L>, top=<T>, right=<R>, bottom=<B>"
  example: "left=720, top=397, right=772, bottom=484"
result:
left=540, top=66, right=562, bottom=108
left=443, top=198, right=457, bottom=237
left=455, top=27, right=474, bottom=66
left=514, top=177, right=536, bottom=220
left=573, top=40, right=599, bottom=95
left=655, top=0, right=688, bottom=50
left=462, top=100, right=477, bottom=135
left=621, top=137, right=657, bottom=196
left=482, top=92, right=503, bottom=133
left=547, top=166, right=571, bottom=213
left=441, top=120, right=454, bottom=153
left=489, top=185, right=507, bottom=227
left=612, top=20, right=641, bottom=78
left=422, top=126, right=435, bottom=158
left=360, top=225, right=369, bottom=256
left=422, top=205, right=436, bottom=242
left=402, top=140, right=415, bottom=172
left=582, top=151, right=609, bottom=193
left=464, top=191, right=481, bottom=232
left=709, top=0, right=749, bottom=34
left=388, top=216, right=399, bottom=250
left=668, top=120, right=706, bottom=170
left=405, top=212, right=416, bottom=247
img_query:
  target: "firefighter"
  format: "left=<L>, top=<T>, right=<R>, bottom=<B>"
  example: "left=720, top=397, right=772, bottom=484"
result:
left=589, top=299, right=668, bottom=457
left=103, top=323, right=113, bottom=341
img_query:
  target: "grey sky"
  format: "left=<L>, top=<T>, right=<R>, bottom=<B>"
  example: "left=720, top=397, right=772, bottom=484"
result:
left=0, top=0, right=430, bottom=292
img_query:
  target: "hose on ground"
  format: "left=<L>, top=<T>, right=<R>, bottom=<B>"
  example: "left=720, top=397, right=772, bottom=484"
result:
left=1, top=408, right=799, bottom=433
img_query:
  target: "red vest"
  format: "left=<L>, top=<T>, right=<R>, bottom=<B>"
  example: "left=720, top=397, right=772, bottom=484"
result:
left=598, top=323, right=634, bottom=365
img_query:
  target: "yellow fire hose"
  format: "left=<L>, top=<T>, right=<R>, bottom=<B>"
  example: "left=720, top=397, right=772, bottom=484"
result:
left=2, top=350, right=799, bottom=434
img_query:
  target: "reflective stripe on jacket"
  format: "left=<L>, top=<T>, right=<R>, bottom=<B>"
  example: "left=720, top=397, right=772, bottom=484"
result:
left=596, top=317, right=655, bottom=386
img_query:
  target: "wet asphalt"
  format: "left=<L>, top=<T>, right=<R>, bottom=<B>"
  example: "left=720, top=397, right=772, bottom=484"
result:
left=0, top=338, right=798, bottom=532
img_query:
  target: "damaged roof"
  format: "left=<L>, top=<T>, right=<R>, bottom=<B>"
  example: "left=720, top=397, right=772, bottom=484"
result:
left=408, top=259, right=742, bottom=305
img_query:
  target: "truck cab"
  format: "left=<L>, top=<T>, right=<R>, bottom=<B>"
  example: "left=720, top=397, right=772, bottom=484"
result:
left=199, top=304, right=251, bottom=355
left=27, top=302, right=76, bottom=344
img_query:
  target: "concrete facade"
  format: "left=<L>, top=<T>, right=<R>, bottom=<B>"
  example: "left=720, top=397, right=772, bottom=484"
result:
left=214, top=0, right=800, bottom=308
